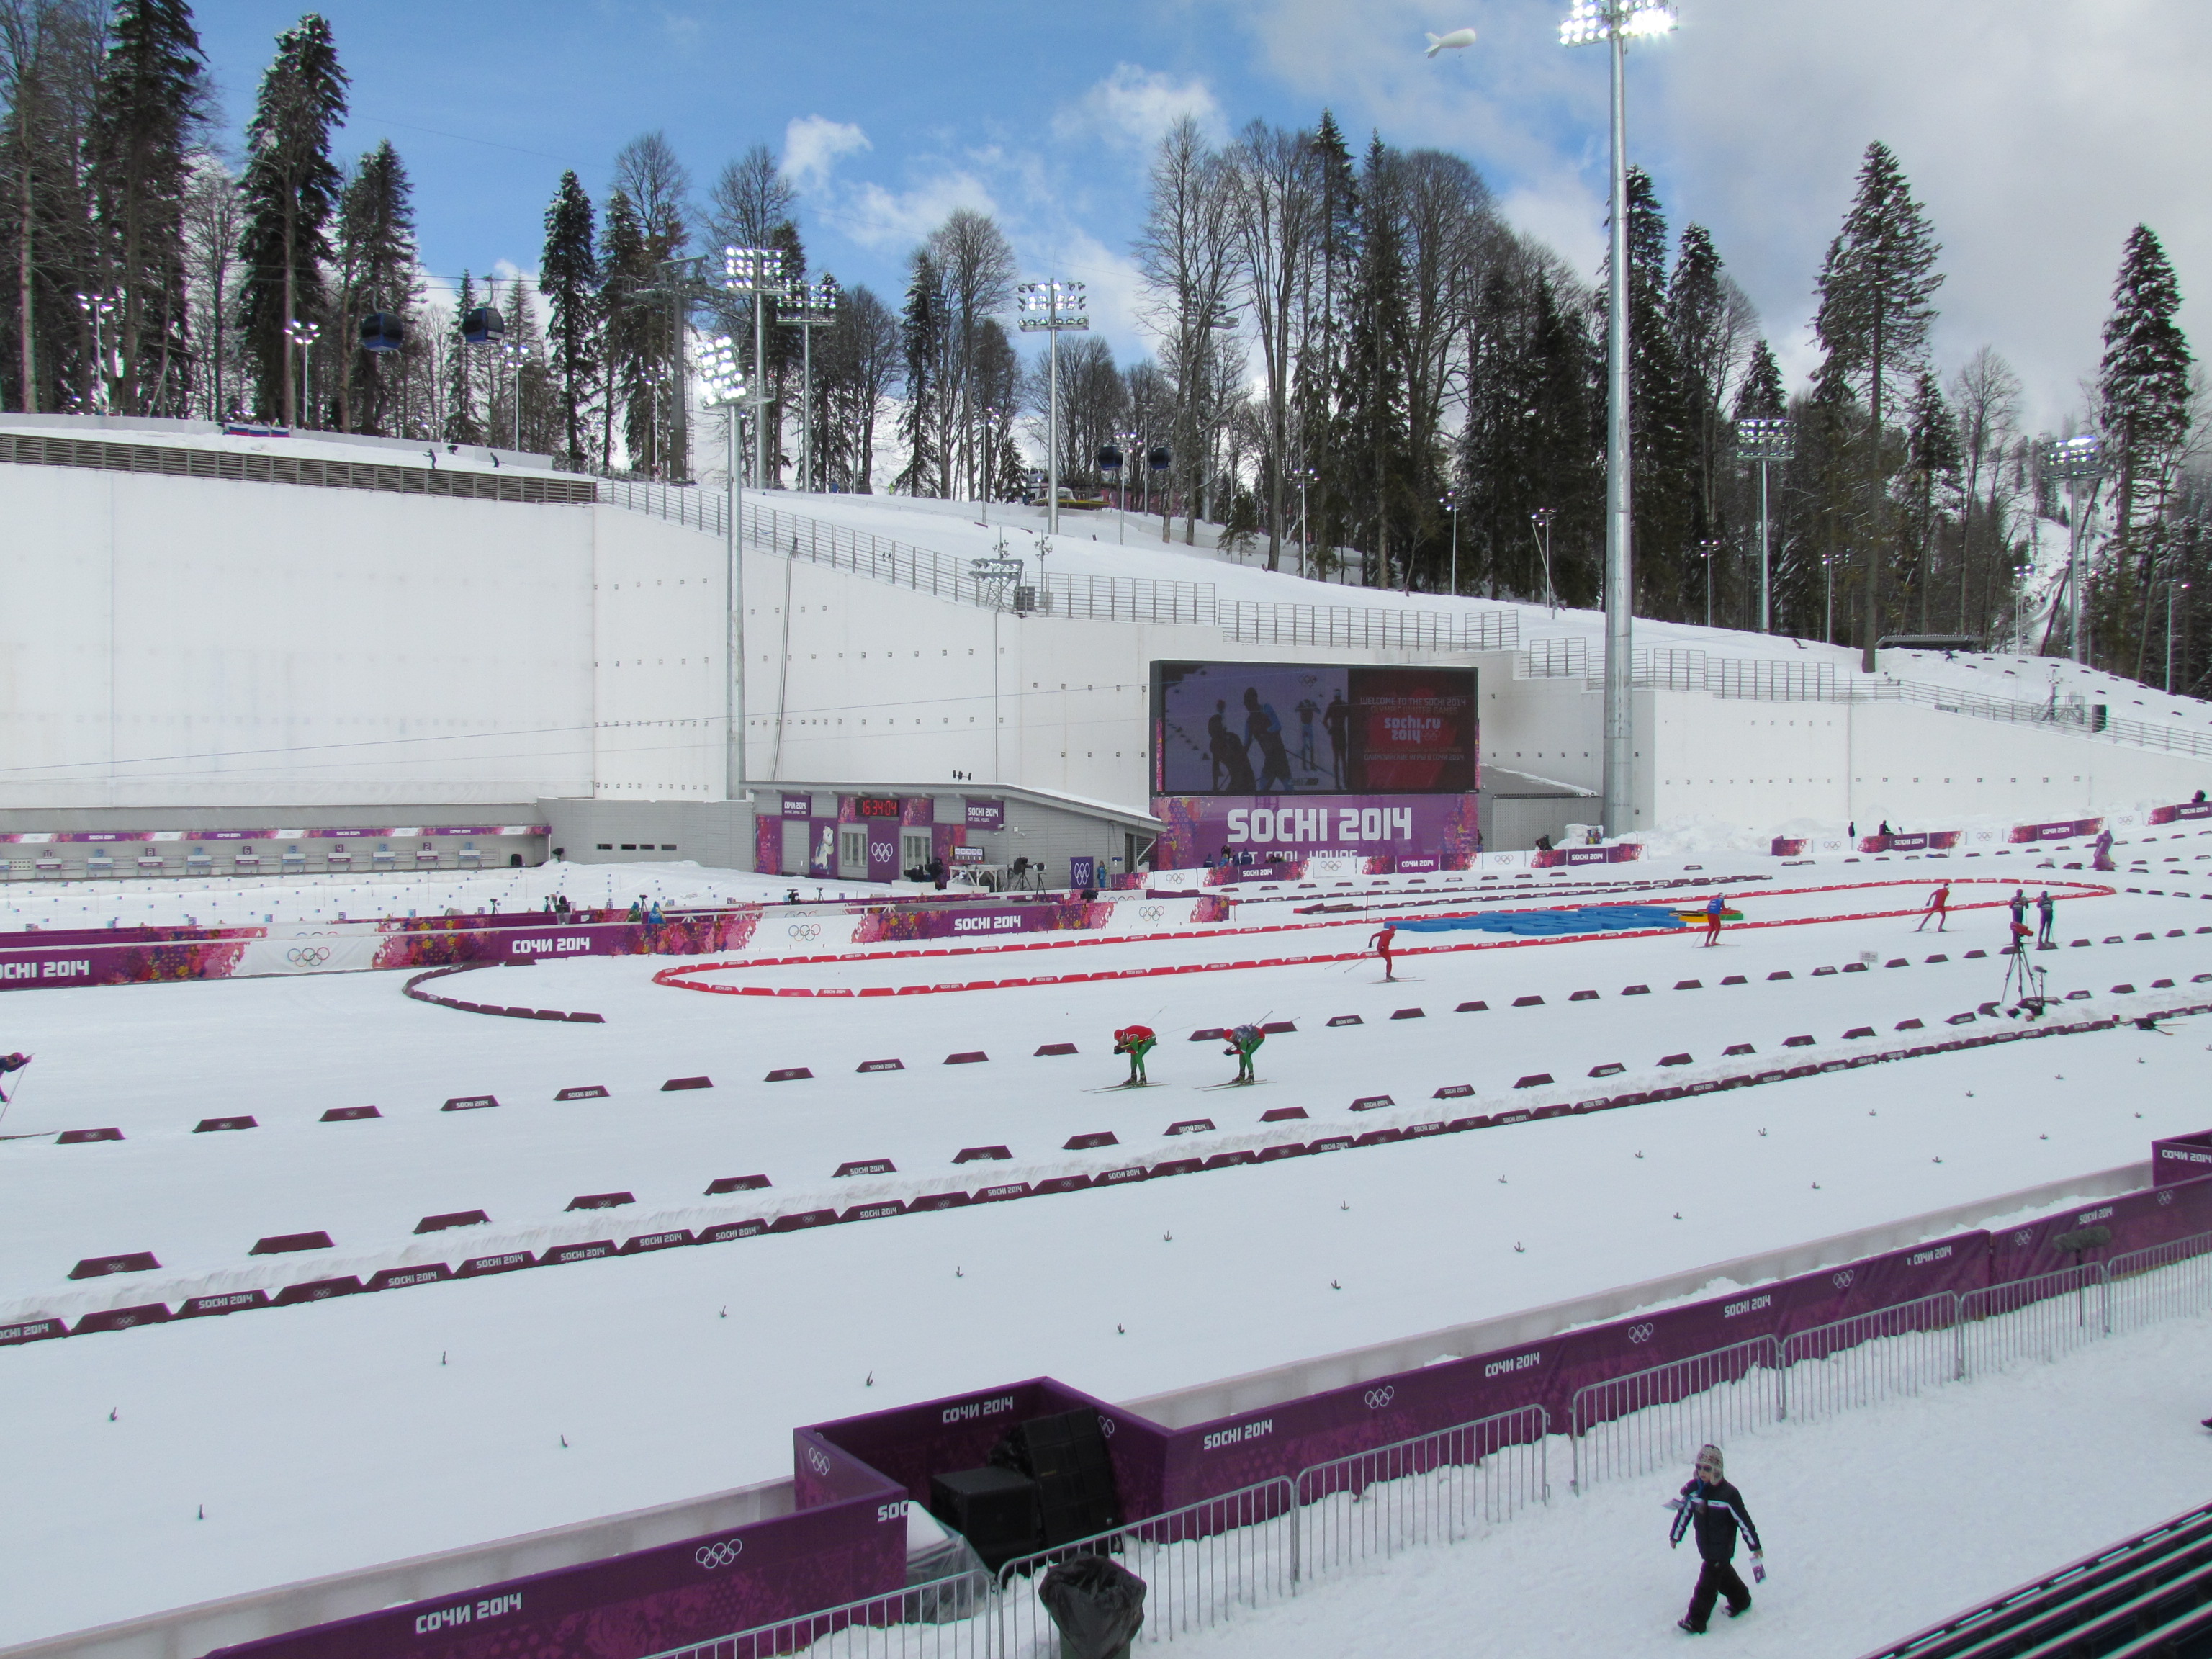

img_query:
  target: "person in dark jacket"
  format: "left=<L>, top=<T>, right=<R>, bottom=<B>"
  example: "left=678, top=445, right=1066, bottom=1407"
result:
left=1669, top=1443, right=1763, bottom=1632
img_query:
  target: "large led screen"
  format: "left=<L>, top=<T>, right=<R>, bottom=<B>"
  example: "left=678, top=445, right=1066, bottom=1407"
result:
left=1151, top=661, right=1478, bottom=796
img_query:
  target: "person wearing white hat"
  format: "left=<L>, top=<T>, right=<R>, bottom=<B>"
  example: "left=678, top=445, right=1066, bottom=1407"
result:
left=1668, top=1443, right=1763, bottom=1633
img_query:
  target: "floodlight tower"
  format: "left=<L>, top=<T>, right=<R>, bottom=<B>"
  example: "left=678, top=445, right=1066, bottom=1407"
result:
left=1017, top=279, right=1088, bottom=535
left=777, top=279, right=838, bottom=493
left=1439, top=1, right=1676, bottom=835
left=1735, top=415, right=1793, bottom=634
left=698, top=336, right=751, bottom=800
left=722, top=246, right=794, bottom=490
left=2041, top=433, right=2106, bottom=665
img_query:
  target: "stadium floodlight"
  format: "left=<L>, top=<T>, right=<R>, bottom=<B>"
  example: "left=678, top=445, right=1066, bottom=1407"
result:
left=1531, top=508, right=1557, bottom=616
left=75, top=291, right=117, bottom=415
left=776, top=279, right=839, bottom=494
left=1441, top=488, right=1462, bottom=595
left=722, top=246, right=793, bottom=489
left=698, top=334, right=751, bottom=803
left=1550, top=0, right=1676, bottom=832
left=2040, top=433, right=2106, bottom=664
left=1017, top=279, right=1089, bottom=535
left=282, top=318, right=321, bottom=429
left=1735, top=416, right=1793, bottom=634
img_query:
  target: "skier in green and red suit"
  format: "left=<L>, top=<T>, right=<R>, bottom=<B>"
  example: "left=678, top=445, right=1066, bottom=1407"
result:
left=1113, top=1025, right=1157, bottom=1086
left=1223, top=1023, right=1264, bottom=1084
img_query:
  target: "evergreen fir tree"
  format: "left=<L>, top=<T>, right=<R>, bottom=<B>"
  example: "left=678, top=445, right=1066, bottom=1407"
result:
left=1292, top=109, right=1358, bottom=568
left=90, top=0, right=207, bottom=416
left=540, top=170, right=597, bottom=470
left=1, top=0, right=105, bottom=415
left=331, top=139, right=415, bottom=434
left=1668, top=222, right=1731, bottom=571
left=1811, top=140, right=1943, bottom=667
left=2098, top=225, right=2193, bottom=580
left=235, top=13, right=348, bottom=425
left=443, top=269, right=481, bottom=444
left=1621, top=168, right=1693, bottom=618
left=894, top=247, right=943, bottom=495
left=1341, top=134, right=1414, bottom=588
left=595, top=188, right=649, bottom=472
left=1733, top=338, right=1785, bottom=420
left=1902, top=369, right=1960, bottom=631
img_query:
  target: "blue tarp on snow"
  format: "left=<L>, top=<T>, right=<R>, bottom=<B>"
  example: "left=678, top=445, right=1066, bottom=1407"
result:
left=1388, top=904, right=1687, bottom=938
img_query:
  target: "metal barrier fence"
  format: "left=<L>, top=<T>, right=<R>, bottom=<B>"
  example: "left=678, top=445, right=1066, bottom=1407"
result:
left=2109, top=1232, right=2212, bottom=1334
left=1294, top=1406, right=1549, bottom=1577
left=665, top=1233, right=2212, bottom=1659
left=1779, top=1295, right=1963, bottom=1424
left=994, top=1480, right=1296, bottom=1655
left=1223, top=599, right=1519, bottom=652
left=642, top=1570, right=992, bottom=1659
left=1570, top=1339, right=1783, bottom=1493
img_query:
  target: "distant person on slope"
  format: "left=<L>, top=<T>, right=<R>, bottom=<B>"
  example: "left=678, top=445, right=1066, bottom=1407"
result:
left=1702, top=893, right=1726, bottom=948
left=1370, top=922, right=1399, bottom=982
left=1223, top=1022, right=1265, bottom=1084
left=1295, top=696, right=1320, bottom=774
left=1915, top=883, right=1950, bottom=932
left=1668, top=1443, right=1763, bottom=1633
left=1208, top=701, right=1255, bottom=793
left=2008, top=889, right=2028, bottom=936
left=1242, top=688, right=1295, bottom=792
left=2037, top=889, right=2057, bottom=948
left=1113, top=1025, right=1157, bottom=1087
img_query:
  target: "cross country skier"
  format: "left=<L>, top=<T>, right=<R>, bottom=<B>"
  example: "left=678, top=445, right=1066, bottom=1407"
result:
left=1369, top=922, right=1398, bottom=981
left=1915, top=882, right=1950, bottom=932
left=2037, top=889, right=2056, bottom=948
left=1668, top=1443, right=1763, bottom=1633
left=0, top=1051, right=30, bottom=1102
left=1112, top=1025, right=1157, bottom=1086
left=1223, top=1023, right=1264, bottom=1084
left=2008, top=889, right=2027, bottom=936
left=1702, top=893, right=1726, bottom=948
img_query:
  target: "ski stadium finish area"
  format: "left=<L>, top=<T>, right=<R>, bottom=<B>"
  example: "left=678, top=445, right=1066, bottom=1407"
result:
left=6, top=837, right=2212, bottom=1659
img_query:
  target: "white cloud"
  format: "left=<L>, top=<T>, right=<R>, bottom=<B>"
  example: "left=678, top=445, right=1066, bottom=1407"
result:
left=830, top=170, right=1004, bottom=252
left=1055, top=63, right=1226, bottom=153
left=782, top=115, right=872, bottom=193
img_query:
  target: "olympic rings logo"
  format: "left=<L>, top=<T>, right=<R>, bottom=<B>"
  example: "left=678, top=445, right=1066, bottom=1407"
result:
left=1363, top=1387, right=1395, bottom=1411
left=1627, top=1323, right=1655, bottom=1344
left=1138, top=906, right=1164, bottom=922
left=788, top=923, right=822, bottom=942
left=804, top=1444, right=832, bottom=1476
left=1830, top=1270, right=1855, bottom=1290
left=1100, top=1417, right=1118, bottom=1438
left=2013, top=1230, right=2034, bottom=1247
left=2160, top=1191, right=2175, bottom=1207
left=285, top=946, right=333, bottom=966
left=694, top=1539, right=745, bottom=1570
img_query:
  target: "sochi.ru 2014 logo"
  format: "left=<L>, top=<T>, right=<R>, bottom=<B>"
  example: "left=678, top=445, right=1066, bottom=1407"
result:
left=1627, top=1323, right=1655, bottom=1344
left=284, top=946, right=333, bottom=967
left=694, top=1538, right=745, bottom=1570
left=1362, top=1386, right=1395, bottom=1411
left=787, top=922, right=822, bottom=943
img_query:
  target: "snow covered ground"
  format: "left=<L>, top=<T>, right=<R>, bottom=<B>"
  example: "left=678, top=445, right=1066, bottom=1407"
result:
left=3, top=850, right=2211, bottom=1643
left=1174, top=1312, right=2212, bottom=1659
left=773, top=487, right=2212, bottom=744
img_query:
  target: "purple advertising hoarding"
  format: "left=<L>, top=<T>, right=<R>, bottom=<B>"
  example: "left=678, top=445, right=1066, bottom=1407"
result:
left=1984, top=1177, right=2212, bottom=1281
left=211, top=1497, right=904, bottom=1659
left=2010, top=817, right=2103, bottom=843
left=963, top=798, right=1005, bottom=832
left=2153, top=1132, right=2212, bottom=1186
left=1152, top=793, right=1480, bottom=869
left=2150, top=801, right=2212, bottom=826
left=781, top=793, right=814, bottom=819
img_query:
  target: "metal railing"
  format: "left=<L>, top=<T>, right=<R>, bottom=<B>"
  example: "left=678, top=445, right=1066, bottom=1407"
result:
left=1778, top=1294, right=1963, bottom=1423
left=1294, top=1405, right=1549, bottom=1576
left=669, top=1231, right=2212, bottom=1659
left=1223, top=599, right=1518, bottom=652
left=1569, top=1339, right=1784, bottom=1493
left=0, top=429, right=598, bottom=503
left=994, top=1479, right=1297, bottom=1655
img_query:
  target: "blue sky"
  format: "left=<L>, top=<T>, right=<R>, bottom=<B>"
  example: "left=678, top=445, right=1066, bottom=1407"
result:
left=197, top=1, right=2211, bottom=431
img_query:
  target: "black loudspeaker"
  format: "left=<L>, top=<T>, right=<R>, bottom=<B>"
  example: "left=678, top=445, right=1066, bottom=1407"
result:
left=993, top=1408, right=1122, bottom=1547
left=928, top=1466, right=1042, bottom=1573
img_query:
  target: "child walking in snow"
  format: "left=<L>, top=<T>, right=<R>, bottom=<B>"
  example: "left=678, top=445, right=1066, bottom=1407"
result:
left=1668, top=1443, right=1763, bottom=1633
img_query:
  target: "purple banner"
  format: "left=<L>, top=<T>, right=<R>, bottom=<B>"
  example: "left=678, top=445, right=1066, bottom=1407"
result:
left=1070, top=856, right=1097, bottom=890
left=2153, top=1132, right=2212, bottom=1186
left=2149, top=801, right=2212, bottom=826
left=1152, top=793, right=1480, bottom=869
left=212, top=1498, right=902, bottom=1659
left=781, top=793, right=814, bottom=819
left=2010, top=817, right=2103, bottom=844
left=1856, top=831, right=1961, bottom=853
left=963, top=798, right=1004, bottom=832
left=852, top=899, right=1114, bottom=944
left=1985, top=1177, right=2212, bottom=1281
left=1531, top=845, right=1642, bottom=868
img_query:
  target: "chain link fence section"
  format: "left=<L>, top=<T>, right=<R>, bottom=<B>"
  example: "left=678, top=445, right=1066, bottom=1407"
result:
left=993, top=1480, right=1296, bottom=1656
left=642, top=1570, right=993, bottom=1659
left=1293, top=1405, right=1549, bottom=1578
left=1570, top=1339, right=1784, bottom=1495
left=1778, top=1295, right=1964, bottom=1424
